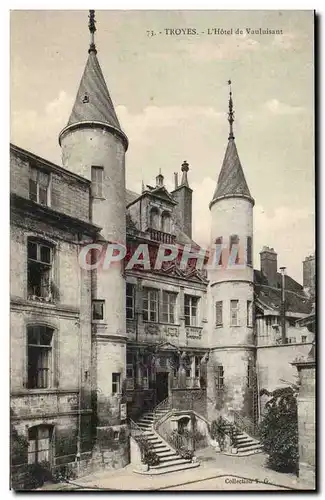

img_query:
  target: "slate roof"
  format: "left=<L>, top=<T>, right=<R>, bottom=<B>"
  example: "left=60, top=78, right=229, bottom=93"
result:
left=254, top=270, right=312, bottom=315
left=211, top=138, right=253, bottom=205
left=61, top=51, right=128, bottom=148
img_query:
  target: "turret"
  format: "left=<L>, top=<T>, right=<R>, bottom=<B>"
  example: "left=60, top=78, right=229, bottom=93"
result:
left=59, top=11, right=128, bottom=454
left=207, top=82, right=255, bottom=420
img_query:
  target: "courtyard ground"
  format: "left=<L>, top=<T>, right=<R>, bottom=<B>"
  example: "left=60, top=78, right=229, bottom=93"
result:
left=39, top=448, right=314, bottom=491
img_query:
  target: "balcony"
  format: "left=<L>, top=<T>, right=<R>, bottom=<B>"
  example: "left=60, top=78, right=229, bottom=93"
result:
left=148, top=228, right=176, bottom=244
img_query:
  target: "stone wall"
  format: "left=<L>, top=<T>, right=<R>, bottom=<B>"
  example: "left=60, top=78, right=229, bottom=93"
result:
left=256, top=343, right=312, bottom=416
left=293, top=360, right=316, bottom=488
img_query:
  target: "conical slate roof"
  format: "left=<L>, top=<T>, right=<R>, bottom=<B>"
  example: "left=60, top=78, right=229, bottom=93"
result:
left=60, top=51, right=128, bottom=149
left=210, top=138, right=253, bottom=206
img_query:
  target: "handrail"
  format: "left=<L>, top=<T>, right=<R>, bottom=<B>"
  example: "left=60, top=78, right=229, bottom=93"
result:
left=153, top=397, right=172, bottom=429
left=232, top=411, right=259, bottom=439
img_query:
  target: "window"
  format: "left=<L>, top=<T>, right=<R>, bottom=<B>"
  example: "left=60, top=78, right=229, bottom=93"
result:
left=215, top=301, right=223, bottom=326
left=91, top=166, right=104, bottom=198
left=126, top=283, right=135, bottom=320
left=126, top=352, right=135, bottom=390
left=92, top=300, right=104, bottom=320
left=229, top=234, right=239, bottom=264
left=113, top=431, right=119, bottom=440
left=28, top=425, right=52, bottom=464
left=194, top=356, right=201, bottom=379
left=247, top=301, right=253, bottom=327
left=161, top=212, right=171, bottom=233
left=301, top=336, right=307, bottom=343
left=143, top=288, right=158, bottom=322
left=216, top=365, right=224, bottom=390
left=161, top=291, right=177, bottom=324
left=27, top=240, right=53, bottom=299
left=288, top=337, right=296, bottom=344
left=184, top=295, right=199, bottom=326
left=112, top=373, right=121, bottom=394
left=29, top=168, right=50, bottom=206
left=247, top=236, right=252, bottom=266
left=27, top=326, right=53, bottom=389
left=215, top=237, right=223, bottom=266
left=230, top=300, right=239, bottom=326
left=247, top=360, right=253, bottom=388
left=142, top=366, right=149, bottom=390
left=149, top=207, right=160, bottom=230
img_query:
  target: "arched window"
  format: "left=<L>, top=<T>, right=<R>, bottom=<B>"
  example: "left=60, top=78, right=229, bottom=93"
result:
left=28, top=425, right=53, bottom=464
left=161, top=212, right=171, bottom=233
left=149, top=207, right=160, bottom=230
left=27, top=326, right=54, bottom=389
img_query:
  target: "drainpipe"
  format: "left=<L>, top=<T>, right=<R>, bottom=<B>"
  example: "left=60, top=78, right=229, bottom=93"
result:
left=280, top=267, right=286, bottom=344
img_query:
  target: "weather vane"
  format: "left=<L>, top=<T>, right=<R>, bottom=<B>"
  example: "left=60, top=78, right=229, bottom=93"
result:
left=227, top=80, right=234, bottom=140
left=88, top=10, right=97, bottom=54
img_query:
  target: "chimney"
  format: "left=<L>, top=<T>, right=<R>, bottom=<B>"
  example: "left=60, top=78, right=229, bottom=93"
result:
left=303, top=253, right=315, bottom=291
left=174, top=172, right=178, bottom=190
left=171, top=161, right=193, bottom=239
left=260, top=246, right=278, bottom=286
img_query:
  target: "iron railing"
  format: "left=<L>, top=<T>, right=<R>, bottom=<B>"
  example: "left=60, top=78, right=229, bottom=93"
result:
left=153, top=397, right=172, bottom=428
left=233, top=411, right=259, bottom=439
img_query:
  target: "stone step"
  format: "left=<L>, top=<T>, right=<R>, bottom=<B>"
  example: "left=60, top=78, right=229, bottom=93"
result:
left=158, top=454, right=184, bottom=464
left=146, top=436, right=161, bottom=443
left=236, top=443, right=262, bottom=452
left=156, top=450, right=178, bottom=458
left=151, top=458, right=191, bottom=469
left=135, top=461, right=200, bottom=476
left=151, top=444, right=170, bottom=451
left=236, top=448, right=263, bottom=457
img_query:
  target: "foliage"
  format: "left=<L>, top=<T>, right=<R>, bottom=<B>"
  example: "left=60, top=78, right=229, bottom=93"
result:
left=259, top=386, right=299, bottom=474
left=137, top=437, right=160, bottom=466
left=52, top=464, right=77, bottom=483
left=210, top=417, right=227, bottom=451
left=11, top=426, right=28, bottom=466
left=228, top=424, right=238, bottom=448
left=22, top=461, right=53, bottom=490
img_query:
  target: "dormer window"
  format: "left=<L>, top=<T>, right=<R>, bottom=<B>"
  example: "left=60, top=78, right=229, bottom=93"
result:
left=29, top=167, right=50, bottom=206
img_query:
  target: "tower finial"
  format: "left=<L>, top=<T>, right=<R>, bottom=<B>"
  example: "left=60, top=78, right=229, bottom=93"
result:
left=227, top=80, right=234, bottom=140
left=88, top=10, right=97, bottom=54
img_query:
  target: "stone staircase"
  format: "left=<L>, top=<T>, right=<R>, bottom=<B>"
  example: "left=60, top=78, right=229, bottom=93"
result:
left=136, top=409, right=200, bottom=475
left=223, top=422, right=263, bottom=456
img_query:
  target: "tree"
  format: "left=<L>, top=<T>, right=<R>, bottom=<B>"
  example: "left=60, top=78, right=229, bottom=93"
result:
left=259, top=386, right=299, bottom=474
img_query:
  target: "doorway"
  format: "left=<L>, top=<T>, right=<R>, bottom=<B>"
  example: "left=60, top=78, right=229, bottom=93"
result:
left=156, top=372, right=169, bottom=404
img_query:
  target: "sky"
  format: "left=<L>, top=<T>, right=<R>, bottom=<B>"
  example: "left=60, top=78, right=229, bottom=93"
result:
left=10, top=10, right=315, bottom=283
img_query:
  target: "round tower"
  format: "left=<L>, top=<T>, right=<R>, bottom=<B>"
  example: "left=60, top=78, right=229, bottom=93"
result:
left=59, top=11, right=128, bottom=458
left=207, top=82, right=256, bottom=421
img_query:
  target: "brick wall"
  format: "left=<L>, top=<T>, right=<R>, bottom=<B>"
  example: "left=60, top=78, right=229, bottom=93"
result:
left=10, top=148, right=90, bottom=223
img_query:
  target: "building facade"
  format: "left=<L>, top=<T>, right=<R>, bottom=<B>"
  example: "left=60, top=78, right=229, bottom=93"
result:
left=10, top=12, right=314, bottom=485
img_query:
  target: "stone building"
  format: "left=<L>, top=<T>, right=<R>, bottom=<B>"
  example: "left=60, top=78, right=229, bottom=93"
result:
left=10, top=11, right=314, bottom=484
